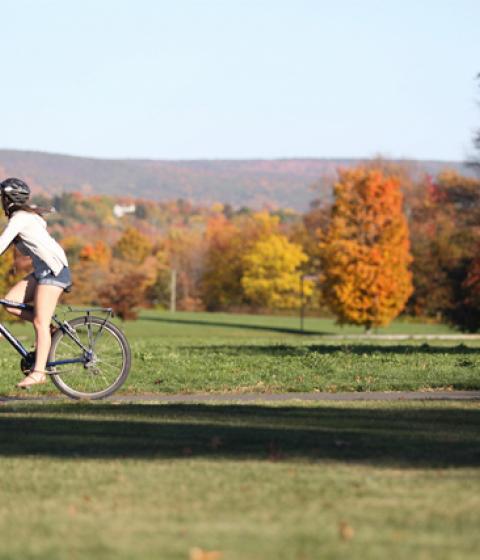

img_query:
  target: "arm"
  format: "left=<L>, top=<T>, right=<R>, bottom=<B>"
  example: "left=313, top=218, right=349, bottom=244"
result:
left=0, top=214, right=23, bottom=256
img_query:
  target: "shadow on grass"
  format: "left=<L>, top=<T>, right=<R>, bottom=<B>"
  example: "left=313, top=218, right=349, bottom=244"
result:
left=0, top=403, right=479, bottom=468
left=141, top=315, right=330, bottom=336
left=179, top=343, right=480, bottom=356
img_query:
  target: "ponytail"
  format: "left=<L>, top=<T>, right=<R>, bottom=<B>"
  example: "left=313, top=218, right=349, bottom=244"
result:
left=6, top=204, right=52, bottom=218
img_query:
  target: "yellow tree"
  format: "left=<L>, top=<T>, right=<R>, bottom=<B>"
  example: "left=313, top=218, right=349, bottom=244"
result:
left=241, top=233, right=311, bottom=309
left=114, top=227, right=152, bottom=264
left=320, top=166, right=413, bottom=330
left=201, top=212, right=281, bottom=310
left=0, top=247, right=17, bottom=320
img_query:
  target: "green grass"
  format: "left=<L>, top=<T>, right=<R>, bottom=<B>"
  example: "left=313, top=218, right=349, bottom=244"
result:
left=125, top=310, right=459, bottom=338
left=0, top=400, right=479, bottom=559
left=1, top=310, right=479, bottom=397
left=1, top=313, right=479, bottom=558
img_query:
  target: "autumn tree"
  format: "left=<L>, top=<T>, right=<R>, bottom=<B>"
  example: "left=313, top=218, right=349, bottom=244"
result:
left=201, top=212, right=282, bottom=310
left=201, top=215, right=244, bottom=310
left=98, top=268, right=149, bottom=320
left=143, top=244, right=171, bottom=309
left=0, top=210, right=27, bottom=319
left=320, top=167, right=413, bottom=330
left=241, top=233, right=311, bottom=309
left=0, top=247, right=18, bottom=321
left=408, top=170, right=480, bottom=329
left=79, top=240, right=112, bottom=269
left=61, top=236, right=85, bottom=266
left=62, top=240, right=108, bottom=306
left=66, top=259, right=108, bottom=305
left=167, top=227, right=206, bottom=310
left=460, top=252, right=480, bottom=330
left=114, top=227, right=152, bottom=264
left=289, top=199, right=332, bottom=311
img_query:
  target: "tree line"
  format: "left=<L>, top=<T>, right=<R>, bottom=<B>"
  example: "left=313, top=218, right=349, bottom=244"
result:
left=0, top=164, right=479, bottom=330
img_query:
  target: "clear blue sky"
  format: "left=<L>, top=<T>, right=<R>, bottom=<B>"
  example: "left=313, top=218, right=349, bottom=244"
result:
left=1, top=0, right=479, bottom=161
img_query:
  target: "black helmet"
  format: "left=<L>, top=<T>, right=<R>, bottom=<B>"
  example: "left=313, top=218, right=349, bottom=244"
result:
left=1, top=178, right=30, bottom=214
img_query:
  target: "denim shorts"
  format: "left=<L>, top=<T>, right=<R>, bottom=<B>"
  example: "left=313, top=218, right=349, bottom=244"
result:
left=35, top=266, right=73, bottom=291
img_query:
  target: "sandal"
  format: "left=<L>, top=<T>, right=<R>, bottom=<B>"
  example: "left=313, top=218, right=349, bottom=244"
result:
left=17, top=370, right=47, bottom=389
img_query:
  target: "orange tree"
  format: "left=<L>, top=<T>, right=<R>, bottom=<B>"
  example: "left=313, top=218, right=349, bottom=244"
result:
left=79, top=240, right=112, bottom=269
left=319, top=166, right=413, bottom=331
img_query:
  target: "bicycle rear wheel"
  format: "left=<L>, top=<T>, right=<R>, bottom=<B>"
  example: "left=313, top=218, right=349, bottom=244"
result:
left=49, top=316, right=131, bottom=400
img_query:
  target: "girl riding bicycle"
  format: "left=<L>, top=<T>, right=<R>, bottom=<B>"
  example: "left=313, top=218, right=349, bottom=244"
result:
left=0, top=178, right=72, bottom=389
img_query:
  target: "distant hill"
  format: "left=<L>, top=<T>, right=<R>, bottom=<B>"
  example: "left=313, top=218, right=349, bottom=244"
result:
left=0, top=149, right=473, bottom=211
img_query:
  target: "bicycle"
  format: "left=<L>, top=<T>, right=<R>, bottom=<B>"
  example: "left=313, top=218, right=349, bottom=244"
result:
left=0, top=299, right=131, bottom=400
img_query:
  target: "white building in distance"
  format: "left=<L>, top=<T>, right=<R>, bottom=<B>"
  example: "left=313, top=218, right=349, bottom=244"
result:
left=113, top=204, right=136, bottom=218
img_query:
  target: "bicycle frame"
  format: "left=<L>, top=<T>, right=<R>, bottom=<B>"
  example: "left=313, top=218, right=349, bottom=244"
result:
left=0, top=298, right=91, bottom=370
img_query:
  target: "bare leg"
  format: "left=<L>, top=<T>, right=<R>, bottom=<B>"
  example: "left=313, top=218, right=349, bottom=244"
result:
left=4, top=274, right=37, bottom=322
left=33, top=284, right=64, bottom=372
left=17, top=284, right=63, bottom=388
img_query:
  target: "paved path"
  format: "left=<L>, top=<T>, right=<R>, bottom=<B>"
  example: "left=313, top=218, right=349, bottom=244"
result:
left=110, top=390, right=480, bottom=403
left=317, top=334, right=480, bottom=340
left=2, top=390, right=480, bottom=403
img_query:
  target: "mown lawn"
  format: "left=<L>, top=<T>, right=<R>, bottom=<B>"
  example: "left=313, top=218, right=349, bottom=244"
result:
left=0, top=310, right=479, bottom=397
left=0, top=400, right=479, bottom=560
left=1, top=312, right=479, bottom=559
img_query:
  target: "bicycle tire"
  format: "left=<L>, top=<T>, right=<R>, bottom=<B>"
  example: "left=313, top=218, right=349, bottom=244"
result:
left=49, top=315, right=131, bottom=400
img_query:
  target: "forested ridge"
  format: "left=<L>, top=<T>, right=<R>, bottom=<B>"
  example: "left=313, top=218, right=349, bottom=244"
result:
left=0, top=149, right=472, bottom=211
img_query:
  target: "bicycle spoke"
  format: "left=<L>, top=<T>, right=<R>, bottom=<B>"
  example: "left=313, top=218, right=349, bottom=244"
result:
left=87, top=320, right=94, bottom=349
left=97, top=357, right=123, bottom=369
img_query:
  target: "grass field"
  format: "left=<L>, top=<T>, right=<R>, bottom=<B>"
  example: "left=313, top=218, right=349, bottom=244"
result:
left=0, top=399, right=479, bottom=559
left=0, top=312, right=479, bottom=559
left=1, top=310, right=479, bottom=397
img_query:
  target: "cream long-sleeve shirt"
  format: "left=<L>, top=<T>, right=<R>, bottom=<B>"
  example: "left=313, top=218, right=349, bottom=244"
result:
left=0, top=210, right=68, bottom=276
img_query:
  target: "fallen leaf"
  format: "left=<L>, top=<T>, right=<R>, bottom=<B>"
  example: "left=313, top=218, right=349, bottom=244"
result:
left=267, top=441, right=284, bottom=461
left=339, top=520, right=355, bottom=541
left=334, top=439, right=351, bottom=448
left=189, top=547, right=223, bottom=560
left=209, top=436, right=223, bottom=450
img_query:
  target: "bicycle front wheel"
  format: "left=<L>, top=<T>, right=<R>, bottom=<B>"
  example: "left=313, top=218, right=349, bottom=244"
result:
left=49, top=316, right=131, bottom=400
